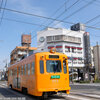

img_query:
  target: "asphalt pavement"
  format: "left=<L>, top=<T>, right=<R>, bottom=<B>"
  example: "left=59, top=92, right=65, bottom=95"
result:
left=0, top=81, right=100, bottom=100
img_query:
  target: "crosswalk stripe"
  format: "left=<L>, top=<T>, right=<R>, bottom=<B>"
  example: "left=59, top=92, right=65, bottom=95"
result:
left=71, top=92, right=100, bottom=99
left=68, top=95, right=91, bottom=100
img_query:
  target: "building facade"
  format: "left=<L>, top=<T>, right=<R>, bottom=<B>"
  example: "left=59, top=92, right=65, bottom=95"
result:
left=37, top=27, right=86, bottom=80
left=10, top=46, right=37, bottom=65
left=10, top=34, right=37, bottom=65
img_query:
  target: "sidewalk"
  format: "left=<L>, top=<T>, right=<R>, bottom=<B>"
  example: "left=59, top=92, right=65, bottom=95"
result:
left=70, top=83, right=100, bottom=87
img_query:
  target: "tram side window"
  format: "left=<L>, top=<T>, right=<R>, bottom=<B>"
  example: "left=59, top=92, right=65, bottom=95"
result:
left=32, top=62, right=35, bottom=74
left=40, top=60, right=44, bottom=74
left=13, top=69, right=15, bottom=76
left=21, top=66, right=23, bottom=75
left=12, top=70, right=14, bottom=76
left=63, top=61, right=67, bottom=74
left=23, top=65, right=25, bottom=75
left=18, top=67, right=20, bottom=76
left=28, top=64, right=30, bottom=75
left=11, top=70, right=12, bottom=76
left=24, top=64, right=26, bottom=75
left=15, top=68, right=17, bottom=76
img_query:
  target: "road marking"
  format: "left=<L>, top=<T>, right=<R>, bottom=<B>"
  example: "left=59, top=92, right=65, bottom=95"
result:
left=77, top=93, right=100, bottom=99
left=57, top=93, right=91, bottom=100
left=68, top=95, right=91, bottom=100
left=71, top=92, right=100, bottom=99
left=0, top=83, right=7, bottom=88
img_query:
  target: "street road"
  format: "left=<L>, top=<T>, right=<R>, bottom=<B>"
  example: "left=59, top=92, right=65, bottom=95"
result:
left=0, top=81, right=100, bottom=100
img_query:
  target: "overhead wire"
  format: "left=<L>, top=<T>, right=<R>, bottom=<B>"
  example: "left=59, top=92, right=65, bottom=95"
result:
left=2, top=17, right=48, bottom=27
left=46, top=0, right=80, bottom=27
left=0, top=7, right=99, bottom=31
left=54, top=0, right=96, bottom=27
left=15, top=0, right=78, bottom=46
left=83, top=0, right=100, bottom=7
left=24, top=0, right=100, bottom=43
left=1, top=18, right=99, bottom=45
left=31, top=0, right=71, bottom=40
left=0, top=7, right=75, bottom=25
left=91, top=22, right=100, bottom=27
left=0, top=1, right=99, bottom=46
left=0, top=0, right=7, bottom=26
left=85, top=15, right=100, bottom=24
left=30, top=0, right=70, bottom=38
left=0, top=0, right=3, bottom=12
left=31, top=0, right=99, bottom=41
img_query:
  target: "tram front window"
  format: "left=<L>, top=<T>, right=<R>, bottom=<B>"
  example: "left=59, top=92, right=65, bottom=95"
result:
left=46, top=60, right=61, bottom=73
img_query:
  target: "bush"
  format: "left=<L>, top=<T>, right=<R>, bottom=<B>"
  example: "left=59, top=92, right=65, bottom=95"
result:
left=93, top=79, right=100, bottom=83
left=79, top=80, right=90, bottom=83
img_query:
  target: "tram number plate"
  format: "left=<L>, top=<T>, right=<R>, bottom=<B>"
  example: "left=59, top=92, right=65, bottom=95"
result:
left=51, top=75, right=60, bottom=79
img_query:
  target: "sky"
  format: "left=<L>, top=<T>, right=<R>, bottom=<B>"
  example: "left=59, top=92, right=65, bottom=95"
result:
left=0, top=0, right=100, bottom=70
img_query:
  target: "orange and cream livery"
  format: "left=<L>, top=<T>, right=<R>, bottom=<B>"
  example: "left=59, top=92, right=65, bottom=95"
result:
left=8, top=48, right=70, bottom=98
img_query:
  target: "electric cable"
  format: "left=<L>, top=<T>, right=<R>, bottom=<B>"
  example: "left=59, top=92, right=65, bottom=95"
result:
left=85, top=15, right=100, bottom=24
left=0, top=0, right=7, bottom=26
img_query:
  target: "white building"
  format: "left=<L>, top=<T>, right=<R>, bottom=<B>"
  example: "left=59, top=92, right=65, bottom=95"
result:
left=37, top=28, right=85, bottom=70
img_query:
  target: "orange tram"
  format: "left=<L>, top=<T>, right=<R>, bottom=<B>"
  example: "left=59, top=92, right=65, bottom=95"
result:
left=8, top=49, right=70, bottom=98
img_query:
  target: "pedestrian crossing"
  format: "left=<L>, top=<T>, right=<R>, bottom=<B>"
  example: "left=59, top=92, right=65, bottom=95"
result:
left=68, top=92, right=100, bottom=100
left=51, top=92, right=100, bottom=100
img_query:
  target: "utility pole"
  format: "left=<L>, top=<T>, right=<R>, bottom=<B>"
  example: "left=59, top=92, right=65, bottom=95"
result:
left=3, top=59, right=8, bottom=71
left=3, top=59, right=8, bottom=80
left=97, top=42, right=100, bottom=79
left=71, top=54, right=74, bottom=84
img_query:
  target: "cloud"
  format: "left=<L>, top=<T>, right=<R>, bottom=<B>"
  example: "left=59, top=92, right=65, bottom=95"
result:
left=51, top=21, right=66, bottom=28
left=8, top=0, right=47, bottom=16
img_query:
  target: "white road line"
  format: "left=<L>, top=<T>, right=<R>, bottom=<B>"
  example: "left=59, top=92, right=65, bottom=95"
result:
left=1, top=83, right=7, bottom=86
left=0, top=85, right=6, bottom=88
left=71, top=92, right=100, bottom=99
left=0, top=84, right=7, bottom=88
left=78, top=93, right=100, bottom=99
left=57, top=93, right=91, bottom=100
left=68, top=95, right=91, bottom=100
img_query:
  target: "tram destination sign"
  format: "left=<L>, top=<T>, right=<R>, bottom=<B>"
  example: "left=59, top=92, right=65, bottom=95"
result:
left=49, top=55, right=59, bottom=58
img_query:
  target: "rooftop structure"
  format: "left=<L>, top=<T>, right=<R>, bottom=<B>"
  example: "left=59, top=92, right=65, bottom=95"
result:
left=21, top=34, right=31, bottom=47
left=10, top=46, right=37, bottom=65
